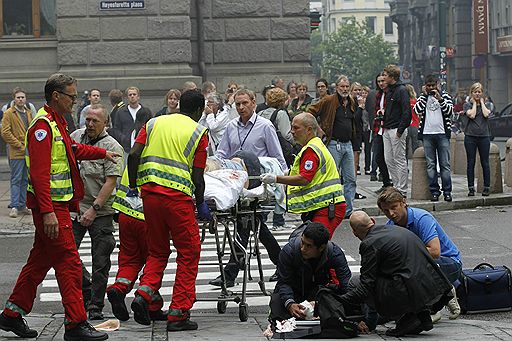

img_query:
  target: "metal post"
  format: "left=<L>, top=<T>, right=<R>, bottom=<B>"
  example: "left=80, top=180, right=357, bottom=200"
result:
left=439, top=0, right=447, bottom=91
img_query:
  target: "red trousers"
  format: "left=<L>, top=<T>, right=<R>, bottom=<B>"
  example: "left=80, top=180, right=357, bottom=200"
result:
left=135, top=194, right=201, bottom=322
left=311, top=203, right=346, bottom=238
left=107, top=213, right=162, bottom=311
left=4, top=204, right=87, bottom=327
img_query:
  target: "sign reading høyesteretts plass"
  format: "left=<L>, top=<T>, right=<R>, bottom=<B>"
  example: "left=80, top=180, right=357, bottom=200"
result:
left=99, top=1, right=145, bottom=10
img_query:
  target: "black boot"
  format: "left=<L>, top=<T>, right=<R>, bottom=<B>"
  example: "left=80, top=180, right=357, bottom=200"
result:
left=63, top=321, right=108, bottom=341
left=149, top=310, right=168, bottom=321
left=131, top=295, right=151, bottom=326
left=167, top=318, right=198, bottom=332
left=107, top=288, right=129, bottom=321
left=385, top=312, right=421, bottom=337
left=0, top=312, right=38, bottom=338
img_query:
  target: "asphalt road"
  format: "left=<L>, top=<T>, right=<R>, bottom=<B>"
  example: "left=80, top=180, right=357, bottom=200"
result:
left=1, top=205, right=512, bottom=322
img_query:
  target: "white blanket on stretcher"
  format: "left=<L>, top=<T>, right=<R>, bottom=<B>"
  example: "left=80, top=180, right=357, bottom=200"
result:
left=203, top=157, right=286, bottom=212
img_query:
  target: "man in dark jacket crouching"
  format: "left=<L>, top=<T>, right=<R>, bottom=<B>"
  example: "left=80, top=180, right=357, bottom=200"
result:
left=269, top=222, right=352, bottom=322
left=342, top=211, right=453, bottom=337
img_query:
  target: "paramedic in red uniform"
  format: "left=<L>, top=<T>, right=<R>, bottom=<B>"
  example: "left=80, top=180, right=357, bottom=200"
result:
left=0, top=73, right=119, bottom=341
left=126, top=89, right=212, bottom=332
left=260, top=112, right=346, bottom=238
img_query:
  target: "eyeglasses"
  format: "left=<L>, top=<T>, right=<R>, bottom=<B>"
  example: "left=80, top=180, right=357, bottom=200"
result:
left=56, top=91, right=78, bottom=101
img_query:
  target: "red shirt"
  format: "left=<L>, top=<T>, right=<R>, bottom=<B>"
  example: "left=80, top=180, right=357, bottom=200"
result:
left=410, top=98, right=420, bottom=128
left=27, top=105, right=107, bottom=213
left=298, top=147, right=320, bottom=182
left=135, top=124, right=208, bottom=200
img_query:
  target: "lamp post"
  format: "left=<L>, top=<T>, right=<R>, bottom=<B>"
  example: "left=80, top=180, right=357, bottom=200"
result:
left=439, top=0, right=447, bottom=91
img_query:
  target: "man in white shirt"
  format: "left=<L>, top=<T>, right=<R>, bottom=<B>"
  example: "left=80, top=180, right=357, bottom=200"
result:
left=413, top=75, right=454, bottom=202
left=79, top=89, right=102, bottom=128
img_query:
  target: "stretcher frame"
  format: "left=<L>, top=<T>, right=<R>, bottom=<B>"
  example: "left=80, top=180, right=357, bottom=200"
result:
left=198, top=182, right=276, bottom=322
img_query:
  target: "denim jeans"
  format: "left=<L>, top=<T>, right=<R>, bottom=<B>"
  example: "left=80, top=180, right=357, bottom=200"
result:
left=464, top=135, right=490, bottom=188
left=422, top=134, right=452, bottom=196
left=9, top=158, right=28, bottom=209
left=327, top=140, right=356, bottom=217
left=436, top=256, right=462, bottom=284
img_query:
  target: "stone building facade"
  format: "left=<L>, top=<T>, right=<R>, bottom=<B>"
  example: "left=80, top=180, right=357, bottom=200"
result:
left=389, top=0, right=511, bottom=110
left=0, top=0, right=314, bottom=111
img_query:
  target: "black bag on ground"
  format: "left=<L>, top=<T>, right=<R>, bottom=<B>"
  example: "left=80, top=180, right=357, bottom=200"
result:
left=456, top=262, right=512, bottom=314
left=316, top=287, right=358, bottom=338
left=270, top=109, right=299, bottom=167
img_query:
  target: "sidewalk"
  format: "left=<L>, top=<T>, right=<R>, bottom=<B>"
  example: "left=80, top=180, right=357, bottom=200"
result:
left=6, top=311, right=512, bottom=340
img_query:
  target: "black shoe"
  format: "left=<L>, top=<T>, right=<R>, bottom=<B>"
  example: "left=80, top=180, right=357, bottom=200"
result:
left=269, top=270, right=279, bottom=282
left=88, top=309, right=104, bottom=321
left=107, top=288, right=129, bottom=321
left=167, top=318, right=198, bottom=332
left=63, top=321, right=108, bottom=341
left=365, top=170, right=371, bottom=175
left=149, top=310, right=168, bottom=321
left=131, top=295, right=151, bottom=326
left=444, top=193, right=452, bottom=202
left=208, top=275, right=234, bottom=288
left=431, top=194, right=439, bottom=202
left=482, top=187, right=490, bottom=196
left=354, top=192, right=367, bottom=200
left=0, top=312, right=38, bottom=338
left=468, top=187, right=475, bottom=196
left=385, top=313, right=421, bottom=337
left=411, top=310, right=434, bottom=335
left=370, top=175, right=378, bottom=181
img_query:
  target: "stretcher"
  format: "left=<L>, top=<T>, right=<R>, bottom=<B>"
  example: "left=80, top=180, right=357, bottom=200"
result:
left=198, top=158, right=284, bottom=321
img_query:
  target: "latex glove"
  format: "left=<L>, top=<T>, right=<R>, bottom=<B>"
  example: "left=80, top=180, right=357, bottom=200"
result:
left=260, top=173, right=277, bottom=184
left=197, top=201, right=213, bottom=221
left=125, top=188, right=141, bottom=209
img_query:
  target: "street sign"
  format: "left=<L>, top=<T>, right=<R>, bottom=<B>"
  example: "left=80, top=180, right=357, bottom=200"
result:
left=99, top=1, right=145, bottom=10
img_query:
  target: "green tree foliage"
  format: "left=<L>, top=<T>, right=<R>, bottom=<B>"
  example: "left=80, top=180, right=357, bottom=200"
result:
left=320, top=17, right=397, bottom=86
left=310, top=30, right=323, bottom=78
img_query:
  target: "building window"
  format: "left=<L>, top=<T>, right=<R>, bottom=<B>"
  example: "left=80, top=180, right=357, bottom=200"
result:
left=385, top=16, right=394, bottom=35
left=366, top=16, right=376, bottom=34
left=331, top=18, right=336, bottom=32
left=0, top=0, right=56, bottom=37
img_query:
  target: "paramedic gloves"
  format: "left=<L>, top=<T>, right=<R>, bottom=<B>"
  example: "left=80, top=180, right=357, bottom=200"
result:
left=260, top=173, right=277, bottom=184
left=197, top=201, right=213, bottom=221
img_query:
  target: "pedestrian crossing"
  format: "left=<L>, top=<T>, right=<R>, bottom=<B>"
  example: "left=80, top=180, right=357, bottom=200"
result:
left=39, top=226, right=361, bottom=314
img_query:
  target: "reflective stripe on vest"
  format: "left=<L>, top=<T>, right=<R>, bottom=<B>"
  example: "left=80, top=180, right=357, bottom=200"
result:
left=137, top=114, right=206, bottom=197
left=112, top=169, right=144, bottom=220
left=25, top=113, right=73, bottom=201
left=287, top=137, right=344, bottom=213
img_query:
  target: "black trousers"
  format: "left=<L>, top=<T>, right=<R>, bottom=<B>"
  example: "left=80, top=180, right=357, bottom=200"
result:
left=372, top=134, right=392, bottom=187
left=73, top=215, right=116, bottom=311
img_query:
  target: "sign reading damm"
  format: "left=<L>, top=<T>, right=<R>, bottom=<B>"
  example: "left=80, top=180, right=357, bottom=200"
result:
left=473, top=0, right=489, bottom=54
left=100, top=1, right=145, bottom=10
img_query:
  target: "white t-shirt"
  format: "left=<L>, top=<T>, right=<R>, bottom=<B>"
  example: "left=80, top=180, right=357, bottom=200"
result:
left=423, top=96, right=445, bottom=134
left=128, top=104, right=141, bottom=122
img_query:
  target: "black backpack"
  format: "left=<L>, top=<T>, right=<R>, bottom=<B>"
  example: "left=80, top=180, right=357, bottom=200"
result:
left=270, top=109, right=299, bottom=167
left=316, top=287, right=359, bottom=338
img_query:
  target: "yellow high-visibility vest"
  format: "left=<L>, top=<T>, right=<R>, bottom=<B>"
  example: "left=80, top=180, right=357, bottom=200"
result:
left=287, top=137, right=344, bottom=213
left=112, top=169, right=144, bottom=220
left=25, top=113, right=73, bottom=201
left=137, top=114, right=207, bottom=197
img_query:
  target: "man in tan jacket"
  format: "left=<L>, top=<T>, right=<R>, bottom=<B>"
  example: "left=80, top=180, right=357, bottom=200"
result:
left=1, top=87, right=34, bottom=218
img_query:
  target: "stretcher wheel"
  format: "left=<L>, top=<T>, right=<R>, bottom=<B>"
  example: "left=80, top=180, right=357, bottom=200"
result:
left=239, top=303, right=249, bottom=322
left=217, top=301, right=227, bottom=314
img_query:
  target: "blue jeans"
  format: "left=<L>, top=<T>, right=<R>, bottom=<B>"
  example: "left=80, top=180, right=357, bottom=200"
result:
left=422, top=134, right=452, bottom=196
left=327, top=140, right=356, bottom=217
left=9, top=159, right=28, bottom=209
left=464, top=135, right=490, bottom=188
left=436, top=256, right=462, bottom=284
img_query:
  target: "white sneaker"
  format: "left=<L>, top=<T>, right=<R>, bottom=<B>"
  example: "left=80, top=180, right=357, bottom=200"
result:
left=9, top=207, right=18, bottom=218
left=430, top=311, right=442, bottom=324
left=445, top=286, right=461, bottom=319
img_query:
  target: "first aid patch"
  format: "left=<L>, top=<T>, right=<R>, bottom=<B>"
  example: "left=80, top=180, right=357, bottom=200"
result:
left=304, top=160, right=313, bottom=170
left=35, top=129, right=47, bottom=141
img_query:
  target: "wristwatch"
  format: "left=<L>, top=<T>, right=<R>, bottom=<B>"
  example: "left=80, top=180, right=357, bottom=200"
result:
left=92, top=203, right=101, bottom=212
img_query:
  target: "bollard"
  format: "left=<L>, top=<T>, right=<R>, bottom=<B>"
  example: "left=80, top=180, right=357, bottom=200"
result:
left=505, top=138, right=512, bottom=187
left=453, top=133, right=467, bottom=175
left=476, top=143, right=503, bottom=193
left=411, top=147, right=431, bottom=200
left=450, top=133, right=457, bottom=173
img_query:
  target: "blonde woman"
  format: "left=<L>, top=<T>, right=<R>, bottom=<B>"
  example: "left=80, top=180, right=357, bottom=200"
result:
left=462, top=82, right=492, bottom=196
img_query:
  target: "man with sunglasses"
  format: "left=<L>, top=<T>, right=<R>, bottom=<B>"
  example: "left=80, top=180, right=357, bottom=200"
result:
left=0, top=74, right=120, bottom=341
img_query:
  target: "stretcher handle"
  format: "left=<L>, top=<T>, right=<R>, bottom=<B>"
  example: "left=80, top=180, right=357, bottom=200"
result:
left=473, top=262, right=495, bottom=271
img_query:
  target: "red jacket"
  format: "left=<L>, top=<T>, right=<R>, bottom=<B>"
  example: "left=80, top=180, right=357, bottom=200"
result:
left=26, top=105, right=107, bottom=213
